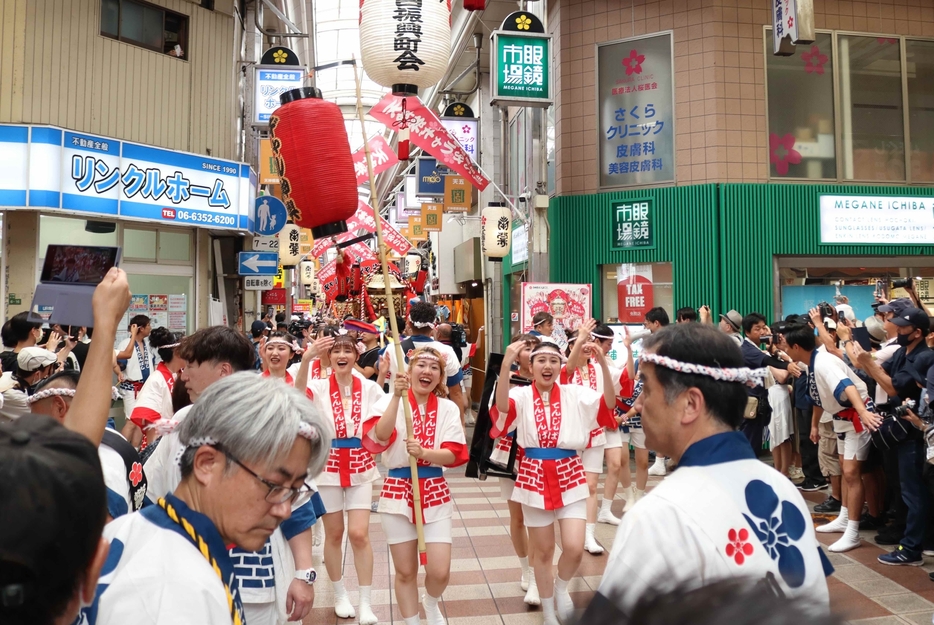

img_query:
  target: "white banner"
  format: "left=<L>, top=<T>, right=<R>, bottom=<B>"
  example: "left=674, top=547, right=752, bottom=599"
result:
left=819, top=195, right=934, bottom=245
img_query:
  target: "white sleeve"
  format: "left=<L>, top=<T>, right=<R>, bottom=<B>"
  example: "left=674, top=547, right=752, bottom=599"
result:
left=104, top=573, right=234, bottom=625
left=142, top=432, right=182, bottom=502
left=444, top=347, right=461, bottom=379
left=438, top=400, right=467, bottom=446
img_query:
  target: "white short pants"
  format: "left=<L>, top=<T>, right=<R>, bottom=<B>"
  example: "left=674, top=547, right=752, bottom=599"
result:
left=500, top=477, right=516, bottom=500
left=836, top=429, right=871, bottom=461
left=581, top=446, right=605, bottom=473
left=620, top=428, right=646, bottom=449
left=605, top=428, right=623, bottom=449
left=381, top=512, right=452, bottom=544
left=521, top=499, right=587, bottom=528
left=243, top=602, right=276, bottom=625
left=318, top=483, right=374, bottom=513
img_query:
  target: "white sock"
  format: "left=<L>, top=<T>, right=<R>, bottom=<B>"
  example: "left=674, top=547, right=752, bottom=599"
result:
left=404, top=616, right=420, bottom=625
left=600, top=498, right=612, bottom=512
left=586, top=522, right=595, bottom=534
left=845, top=520, right=860, bottom=539
left=555, top=576, right=570, bottom=595
left=333, top=579, right=347, bottom=598
left=519, top=555, right=530, bottom=573
left=359, top=585, right=372, bottom=605
left=543, top=597, right=557, bottom=620
left=425, top=594, right=440, bottom=608
left=838, top=507, right=850, bottom=523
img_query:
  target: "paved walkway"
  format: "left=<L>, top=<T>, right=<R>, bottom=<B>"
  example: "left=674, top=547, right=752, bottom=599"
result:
left=303, top=464, right=934, bottom=625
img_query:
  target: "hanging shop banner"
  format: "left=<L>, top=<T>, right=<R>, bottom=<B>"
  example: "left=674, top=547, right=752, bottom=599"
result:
left=611, top=197, right=655, bottom=250
left=512, top=222, right=529, bottom=265
left=521, top=283, right=591, bottom=351
left=259, top=139, right=279, bottom=185
left=616, top=264, right=655, bottom=324
left=440, top=117, right=479, bottom=161
left=351, top=135, right=400, bottom=185
left=772, top=0, right=816, bottom=55
left=369, top=95, right=490, bottom=190
left=443, top=174, right=471, bottom=213
left=311, top=201, right=410, bottom=258
left=416, top=158, right=446, bottom=196
left=0, top=125, right=254, bottom=230
left=252, top=66, right=304, bottom=126
left=262, top=288, right=287, bottom=305
left=819, top=195, right=934, bottom=245
left=421, top=203, right=443, bottom=232
left=408, top=215, right=428, bottom=241
left=597, top=33, right=675, bottom=189
left=490, top=31, right=553, bottom=108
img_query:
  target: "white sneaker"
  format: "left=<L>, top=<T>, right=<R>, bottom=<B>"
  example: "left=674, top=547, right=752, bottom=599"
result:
left=597, top=503, right=621, bottom=526
left=584, top=524, right=604, bottom=555
left=520, top=567, right=529, bottom=592
left=358, top=604, right=378, bottom=625
left=648, top=457, right=667, bottom=476
left=816, top=515, right=848, bottom=533
left=334, top=594, right=356, bottom=619
left=524, top=570, right=541, bottom=606
left=828, top=533, right=861, bottom=553
left=555, top=587, right=575, bottom=624
left=621, top=485, right=635, bottom=513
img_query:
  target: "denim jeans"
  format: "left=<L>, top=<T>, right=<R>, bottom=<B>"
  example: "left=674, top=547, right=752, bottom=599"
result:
left=898, top=437, right=932, bottom=553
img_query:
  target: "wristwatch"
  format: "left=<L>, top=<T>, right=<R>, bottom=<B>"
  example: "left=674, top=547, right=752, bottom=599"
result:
left=294, top=568, right=317, bottom=585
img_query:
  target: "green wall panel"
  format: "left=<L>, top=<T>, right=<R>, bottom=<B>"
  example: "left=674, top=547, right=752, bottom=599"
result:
left=549, top=184, right=722, bottom=319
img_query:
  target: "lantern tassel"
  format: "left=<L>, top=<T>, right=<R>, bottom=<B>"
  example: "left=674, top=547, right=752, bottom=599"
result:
left=395, top=97, right=411, bottom=160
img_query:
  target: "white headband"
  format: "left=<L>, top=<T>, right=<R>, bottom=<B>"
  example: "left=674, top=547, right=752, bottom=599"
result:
left=411, top=353, right=441, bottom=364
left=529, top=343, right=567, bottom=363
left=175, top=422, right=319, bottom=465
left=590, top=332, right=614, bottom=340
left=158, top=342, right=181, bottom=349
left=266, top=338, right=303, bottom=352
left=408, top=316, right=435, bottom=329
left=640, top=351, right=768, bottom=388
left=532, top=318, right=549, bottom=327
left=27, top=386, right=121, bottom=405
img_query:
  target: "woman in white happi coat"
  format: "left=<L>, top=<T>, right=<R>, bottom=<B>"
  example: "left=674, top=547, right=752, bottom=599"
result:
left=362, top=346, right=469, bottom=625
left=129, top=327, right=186, bottom=448
left=293, top=333, right=388, bottom=625
left=262, top=332, right=312, bottom=395
left=492, top=340, right=617, bottom=625
left=561, top=320, right=628, bottom=555
left=489, top=333, right=541, bottom=606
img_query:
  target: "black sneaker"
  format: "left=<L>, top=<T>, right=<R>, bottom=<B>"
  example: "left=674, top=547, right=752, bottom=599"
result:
left=799, top=479, right=827, bottom=492
left=814, top=496, right=841, bottom=513
left=859, top=514, right=885, bottom=531
left=875, top=526, right=905, bottom=546
left=878, top=545, right=924, bottom=566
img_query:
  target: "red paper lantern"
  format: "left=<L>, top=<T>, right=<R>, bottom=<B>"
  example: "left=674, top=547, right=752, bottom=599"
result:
left=269, top=87, right=358, bottom=239
left=464, top=0, right=484, bottom=9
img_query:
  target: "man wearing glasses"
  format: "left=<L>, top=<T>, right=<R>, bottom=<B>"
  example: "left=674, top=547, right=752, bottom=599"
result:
left=81, top=372, right=330, bottom=625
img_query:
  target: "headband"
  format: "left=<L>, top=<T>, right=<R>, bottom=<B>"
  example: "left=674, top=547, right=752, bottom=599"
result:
left=590, top=332, right=614, bottom=340
left=529, top=343, right=567, bottom=363
left=640, top=351, right=767, bottom=388
left=411, top=353, right=441, bottom=364
left=408, top=316, right=435, bottom=329
left=532, top=318, right=549, bottom=327
left=158, top=342, right=181, bottom=349
left=175, top=422, right=320, bottom=465
left=27, top=386, right=121, bottom=405
left=266, top=338, right=303, bottom=352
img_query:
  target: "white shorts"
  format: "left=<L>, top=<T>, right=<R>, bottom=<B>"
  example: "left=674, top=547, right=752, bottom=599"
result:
left=500, top=477, right=516, bottom=501
left=836, top=429, right=871, bottom=461
left=243, top=602, right=276, bottom=625
left=605, top=428, right=623, bottom=449
left=521, top=499, right=587, bottom=528
left=318, top=483, right=374, bottom=512
left=621, top=428, right=646, bottom=449
left=581, top=446, right=605, bottom=473
left=381, top=512, right=452, bottom=545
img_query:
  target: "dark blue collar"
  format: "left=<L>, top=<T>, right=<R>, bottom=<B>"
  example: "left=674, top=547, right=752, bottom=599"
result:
left=529, top=330, right=543, bottom=337
left=678, top=431, right=756, bottom=467
left=410, top=335, right=434, bottom=343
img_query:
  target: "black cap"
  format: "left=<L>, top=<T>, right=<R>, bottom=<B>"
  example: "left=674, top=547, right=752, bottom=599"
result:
left=890, top=308, right=931, bottom=334
left=0, top=415, right=106, bottom=614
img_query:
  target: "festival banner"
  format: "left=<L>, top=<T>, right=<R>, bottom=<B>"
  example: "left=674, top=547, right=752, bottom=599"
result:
left=520, top=282, right=591, bottom=350
left=351, top=135, right=400, bottom=185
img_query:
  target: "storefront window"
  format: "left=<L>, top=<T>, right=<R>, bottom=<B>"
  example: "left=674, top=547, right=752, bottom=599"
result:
left=602, top=263, right=673, bottom=324
left=159, top=230, right=192, bottom=262
left=766, top=33, right=836, bottom=179
left=839, top=36, right=905, bottom=181
left=907, top=40, right=934, bottom=183
left=124, top=228, right=157, bottom=261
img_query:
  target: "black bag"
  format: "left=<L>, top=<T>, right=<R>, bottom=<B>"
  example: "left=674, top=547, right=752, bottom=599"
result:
left=870, top=415, right=912, bottom=450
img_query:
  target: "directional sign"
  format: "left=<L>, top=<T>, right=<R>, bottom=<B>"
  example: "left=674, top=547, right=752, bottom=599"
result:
left=252, top=235, right=279, bottom=252
left=244, top=276, right=274, bottom=290
left=239, top=251, right=279, bottom=276
left=254, top=196, right=287, bottom=236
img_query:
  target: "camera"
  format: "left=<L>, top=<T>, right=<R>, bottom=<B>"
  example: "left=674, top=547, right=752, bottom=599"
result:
left=891, top=399, right=917, bottom=419
left=759, top=335, right=772, bottom=345
left=892, top=278, right=913, bottom=289
left=817, top=302, right=836, bottom=319
left=288, top=319, right=311, bottom=337
left=449, top=323, right=468, bottom=348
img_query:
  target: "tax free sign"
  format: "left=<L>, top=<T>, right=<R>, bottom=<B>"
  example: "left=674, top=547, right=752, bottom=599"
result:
left=0, top=124, right=255, bottom=231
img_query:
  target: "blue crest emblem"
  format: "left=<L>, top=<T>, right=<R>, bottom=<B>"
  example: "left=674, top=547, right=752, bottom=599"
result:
left=742, top=480, right=807, bottom=588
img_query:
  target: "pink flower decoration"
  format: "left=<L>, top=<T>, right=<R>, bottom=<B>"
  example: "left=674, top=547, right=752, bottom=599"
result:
left=623, top=49, right=645, bottom=76
left=769, top=133, right=801, bottom=176
left=726, top=527, right=754, bottom=565
left=802, top=45, right=828, bottom=75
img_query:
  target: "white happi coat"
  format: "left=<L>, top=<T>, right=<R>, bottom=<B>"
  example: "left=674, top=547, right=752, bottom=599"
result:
left=562, top=361, right=625, bottom=447
left=490, top=383, right=611, bottom=510
left=363, top=392, right=468, bottom=524
left=599, top=431, right=832, bottom=615
left=129, top=362, right=175, bottom=428
left=808, top=348, right=871, bottom=434
left=307, top=375, right=385, bottom=487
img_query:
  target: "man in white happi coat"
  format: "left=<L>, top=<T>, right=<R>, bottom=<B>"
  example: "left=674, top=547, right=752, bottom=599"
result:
left=589, top=324, right=831, bottom=619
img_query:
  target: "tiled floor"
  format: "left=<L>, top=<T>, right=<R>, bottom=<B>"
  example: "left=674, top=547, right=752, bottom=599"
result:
left=302, top=462, right=934, bottom=625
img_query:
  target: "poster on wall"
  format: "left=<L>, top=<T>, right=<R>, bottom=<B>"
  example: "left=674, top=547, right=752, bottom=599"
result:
left=597, top=32, right=675, bottom=189
left=168, top=311, right=187, bottom=331
left=149, top=295, right=168, bottom=312
left=521, top=282, right=591, bottom=351
left=129, top=295, right=149, bottom=315
left=616, top=264, right=655, bottom=324
left=168, top=294, right=187, bottom=312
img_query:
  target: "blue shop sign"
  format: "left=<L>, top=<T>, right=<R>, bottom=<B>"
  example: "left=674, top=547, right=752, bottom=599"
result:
left=416, top=157, right=446, bottom=197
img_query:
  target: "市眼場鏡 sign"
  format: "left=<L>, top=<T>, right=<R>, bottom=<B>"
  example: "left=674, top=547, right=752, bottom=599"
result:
left=819, top=195, right=934, bottom=245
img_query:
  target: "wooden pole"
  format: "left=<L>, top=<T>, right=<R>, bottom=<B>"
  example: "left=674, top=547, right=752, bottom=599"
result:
left=352, top=58, right=428, bottom=565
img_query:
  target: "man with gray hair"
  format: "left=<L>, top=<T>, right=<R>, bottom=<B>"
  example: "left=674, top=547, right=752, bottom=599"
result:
left=78, top=373, right=331, bottom=625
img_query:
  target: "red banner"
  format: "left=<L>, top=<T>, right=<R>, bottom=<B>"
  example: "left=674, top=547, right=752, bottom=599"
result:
left=352, top=135, right=399, bottom=185
left=310, top=201, right=410, bottom=259
left=261, top=288, right=287, bottom=305
left=369, top=94, right=490, bottom=191
left=616, top=265, right=654, bottom=324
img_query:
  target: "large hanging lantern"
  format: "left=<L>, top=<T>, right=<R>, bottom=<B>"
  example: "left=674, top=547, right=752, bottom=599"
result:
left=359, top=0, right=452, bottom=95
left=269, top=87, right=358, bottom=238
left=279, top=224, right=302, bottom=267
left=481, top=202, right=512, bottom=262
left=299, top=261, right=315, bottom=285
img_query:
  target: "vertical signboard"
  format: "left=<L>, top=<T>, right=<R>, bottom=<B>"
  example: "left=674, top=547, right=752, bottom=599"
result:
left=491, top=31, right=553, bottom=107
left=597, top=33, right=675, bottom=189
left=253, top=67, right=304, bottom=126
left=421, top=203, right=443, bottom=232
left=443, top=175, right=471, bottom=213
left=611, top=198, right=656, bottom=250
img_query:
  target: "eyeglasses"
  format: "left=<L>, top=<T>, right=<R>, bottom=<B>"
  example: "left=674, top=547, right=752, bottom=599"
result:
left=214, top=445, right=309, bottom=505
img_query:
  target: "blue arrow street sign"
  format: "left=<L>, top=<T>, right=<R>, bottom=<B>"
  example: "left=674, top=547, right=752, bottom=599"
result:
left=254, top=196, right=287, bottom=237
left=238, top=251, right=279, bottom=276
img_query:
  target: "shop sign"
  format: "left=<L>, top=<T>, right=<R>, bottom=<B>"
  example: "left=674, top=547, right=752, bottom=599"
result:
left=259, top=139, right=279, bottom=184
left=440, top=117, right=478, bottom=160
left=261, top=288, right=287, bottom=305
left=252, top=67, right=304, bottom=126
left=8, top=294, right=21, bottom=306
left=772, top=0, right=815, bottom=56
left=491, top=32, right=553, bottom=107
left=273, top=266, right=284, bottom=289
left=597, top=33, right=675, bottom=189
left=819, top=195, right=934, bottom=245
left=421, top=203, right=443, bottom=232
left=611, top=198, right=655, bottom=250
left=0, top=125, right=254, bottom=230
left=616, top=264, right=654, bottom=324
left=244, top=276, right=274, bottom=291
left=512, top=223, right=529, bottom=265
left=408, top=214, right=427, bottom=241
left=521, top=283, right=591, bottom=350
left=416, top=158, right=446, bottom=197
left=443, top=175, right=471, bottom=213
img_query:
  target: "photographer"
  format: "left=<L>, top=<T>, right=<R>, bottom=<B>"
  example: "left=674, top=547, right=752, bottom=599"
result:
left=848, top=308, right=934, bottom=565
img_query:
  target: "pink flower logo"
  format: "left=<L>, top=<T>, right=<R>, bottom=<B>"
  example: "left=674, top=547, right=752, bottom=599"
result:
left=769, top=133, right=801, bottom=176
left=726, top=527, right=754, bottom=565
left=623, top=49, right=645, bottom=75
left=802, top=45, right=828, bottom=75
left=129, top=462, right=144, bottom=487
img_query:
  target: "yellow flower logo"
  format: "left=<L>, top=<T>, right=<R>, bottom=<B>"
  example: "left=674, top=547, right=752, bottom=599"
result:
left=273, top=50, right=288, bottom=63
left=516, top=15, right=531, bottom=30
left=453, top=104, right=465, bottom=116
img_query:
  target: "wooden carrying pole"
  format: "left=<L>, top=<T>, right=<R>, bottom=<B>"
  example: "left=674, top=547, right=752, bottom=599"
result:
left=352, top=59, right=428, bottom=565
